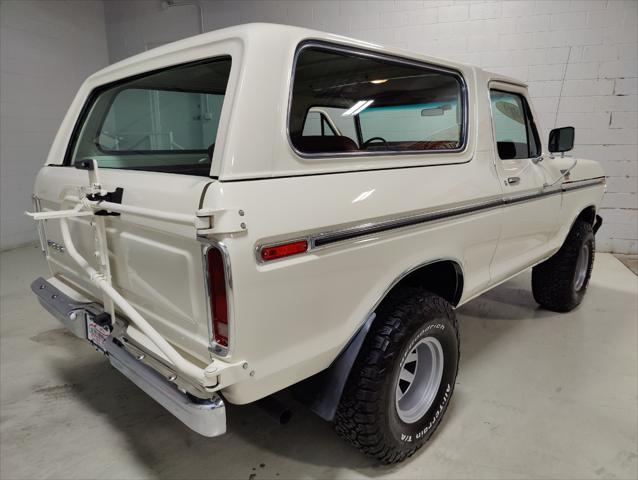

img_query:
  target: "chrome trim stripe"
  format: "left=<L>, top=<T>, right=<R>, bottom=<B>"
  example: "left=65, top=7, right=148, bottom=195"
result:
left=257, top=177, right=605, bottom=258
left=312, top=196, right=503, bottom=248
left=286, top=40, right=470, bottom=160
left=562, top=176, right=606, bottom=191
left=503, top=185, right=562, bottom=204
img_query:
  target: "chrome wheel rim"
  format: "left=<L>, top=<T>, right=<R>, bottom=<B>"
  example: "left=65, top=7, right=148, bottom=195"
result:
left=395, top=336, right=444, bottom=424
left=574, top=243, right=590, bottom=291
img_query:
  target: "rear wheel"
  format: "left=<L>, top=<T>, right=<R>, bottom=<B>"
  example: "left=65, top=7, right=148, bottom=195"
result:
left=532, top=220, right=595, bottom=312
left=334, top=288, right=459, bottom=464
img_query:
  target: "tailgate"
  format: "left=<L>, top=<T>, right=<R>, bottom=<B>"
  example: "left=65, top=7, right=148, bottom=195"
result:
left=34, top=165, right=213, bottom=364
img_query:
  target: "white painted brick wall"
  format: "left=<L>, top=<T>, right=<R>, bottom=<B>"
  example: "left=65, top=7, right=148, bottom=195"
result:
left=0, top=0, right=109, bottom=250
left=104, top=1, right=638, bottom=253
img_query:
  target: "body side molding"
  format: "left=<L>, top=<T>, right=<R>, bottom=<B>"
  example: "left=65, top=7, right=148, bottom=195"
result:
left=257, top=177, right=606, bottom=260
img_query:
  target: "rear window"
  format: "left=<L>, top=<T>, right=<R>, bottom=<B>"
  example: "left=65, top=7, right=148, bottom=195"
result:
left=68, top=57, right=231, bottom=176
left=289, top=45, right=465, bottom=156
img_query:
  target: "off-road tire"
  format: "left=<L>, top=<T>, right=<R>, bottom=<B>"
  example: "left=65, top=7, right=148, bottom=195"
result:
left=532, top=220, right=595, bottom=312
left=334, top=287, right=459, bottom=464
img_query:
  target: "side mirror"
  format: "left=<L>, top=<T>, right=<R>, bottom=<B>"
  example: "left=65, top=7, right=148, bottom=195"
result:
left=548, top=126, right=574, bottom=153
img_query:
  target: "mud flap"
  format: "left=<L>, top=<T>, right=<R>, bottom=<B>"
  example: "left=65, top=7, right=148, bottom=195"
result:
left=593, top=214, right=603, bottom=234
left=293, top=313, right=376, bottom=421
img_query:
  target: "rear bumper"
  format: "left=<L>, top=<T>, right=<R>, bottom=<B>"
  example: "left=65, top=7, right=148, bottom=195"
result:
left=31, top=277, right=226, bottom=437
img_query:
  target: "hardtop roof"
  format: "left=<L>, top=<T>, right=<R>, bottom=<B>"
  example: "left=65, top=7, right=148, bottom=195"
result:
left=89, top=23, right=527, bottom=89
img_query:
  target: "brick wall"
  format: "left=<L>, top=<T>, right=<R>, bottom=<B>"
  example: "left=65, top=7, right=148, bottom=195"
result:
left=114, top=1, right=638, bottom=253
left=0, top=0, right=109, bottom=250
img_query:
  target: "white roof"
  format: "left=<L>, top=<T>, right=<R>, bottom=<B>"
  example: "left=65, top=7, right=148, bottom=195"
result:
left=89, top=23, right=525, bottom=88
left=47, top=23, right=527, bottom=178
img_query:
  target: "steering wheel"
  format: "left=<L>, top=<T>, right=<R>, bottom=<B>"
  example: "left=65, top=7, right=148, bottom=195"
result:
left=362, top=136, right=390, bottom=150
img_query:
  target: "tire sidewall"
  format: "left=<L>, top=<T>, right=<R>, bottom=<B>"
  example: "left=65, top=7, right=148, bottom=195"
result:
left=386, top=312, right=458, bottom=447
left=571, top=228, right=595, bottom=304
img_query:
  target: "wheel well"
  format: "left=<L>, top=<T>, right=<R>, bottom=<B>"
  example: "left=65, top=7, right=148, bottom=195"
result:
left=389, top=260, right=464, bottom=307
left=575, top=206, right=596, bottom=226
left=294, top=259, right=464, bottom=422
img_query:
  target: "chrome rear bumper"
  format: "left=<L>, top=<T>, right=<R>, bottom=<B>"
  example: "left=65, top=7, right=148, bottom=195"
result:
left=31, top=277, right=226, bottom=437
left=104, top=337, right=225, bottom=436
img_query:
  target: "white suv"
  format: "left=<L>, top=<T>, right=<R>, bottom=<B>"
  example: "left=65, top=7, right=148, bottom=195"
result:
left=29, top=24, right=605, bottom=463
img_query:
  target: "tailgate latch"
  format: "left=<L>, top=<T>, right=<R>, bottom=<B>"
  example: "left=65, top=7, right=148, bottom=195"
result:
left=196, top=208, right=247, bottom=235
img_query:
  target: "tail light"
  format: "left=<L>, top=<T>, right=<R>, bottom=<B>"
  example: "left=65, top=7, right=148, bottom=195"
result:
left=206, top=246, right=229, bottom=351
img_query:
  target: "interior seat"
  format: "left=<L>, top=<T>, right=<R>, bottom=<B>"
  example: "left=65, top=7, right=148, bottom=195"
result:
left=293, top=135, right=359, bottom=153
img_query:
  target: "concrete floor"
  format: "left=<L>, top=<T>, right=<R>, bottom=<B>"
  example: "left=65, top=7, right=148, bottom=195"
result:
left=1, top=245, right=636, bottom=480
left=615, top=254, right=638, bottom=276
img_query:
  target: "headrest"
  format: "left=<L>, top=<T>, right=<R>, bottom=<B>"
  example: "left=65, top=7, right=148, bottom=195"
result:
left=497, top=141, right=517, bottom=160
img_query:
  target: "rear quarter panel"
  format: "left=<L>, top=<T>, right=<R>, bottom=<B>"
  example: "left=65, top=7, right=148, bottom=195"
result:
left=207, top=154, right=503, bottom=404
left=205, top=32, right=507, bottom=403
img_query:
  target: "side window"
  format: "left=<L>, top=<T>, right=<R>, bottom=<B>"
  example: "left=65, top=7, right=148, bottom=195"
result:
left=490, top=90, right=540, bottom=160
left=289, top=45, right=465, bottom=155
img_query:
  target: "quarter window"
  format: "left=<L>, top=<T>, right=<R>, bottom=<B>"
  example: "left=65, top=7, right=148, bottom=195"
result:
left=490, top=90, right=540, bottom=160
left=289, top=45, right=465, bottom=155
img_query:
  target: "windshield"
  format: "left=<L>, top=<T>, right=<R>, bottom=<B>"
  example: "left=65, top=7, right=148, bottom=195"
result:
left=69, top=56, right=232, bottom=176
left=359, top=100, right=460, bottom=143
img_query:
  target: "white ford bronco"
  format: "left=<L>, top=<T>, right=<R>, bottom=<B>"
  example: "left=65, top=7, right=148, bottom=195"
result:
left=28, top=24, right=605, bottom=463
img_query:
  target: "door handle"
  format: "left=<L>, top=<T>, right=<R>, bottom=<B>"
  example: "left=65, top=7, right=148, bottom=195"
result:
left=507, top=176, right=520, bottom=185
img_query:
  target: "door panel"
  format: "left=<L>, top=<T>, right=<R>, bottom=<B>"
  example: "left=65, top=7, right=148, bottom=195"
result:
left=489, top=84, right=561, bottom=282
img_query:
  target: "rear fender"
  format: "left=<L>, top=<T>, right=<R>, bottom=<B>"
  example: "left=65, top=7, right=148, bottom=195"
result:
left=295, top=259, right=463, bottom=420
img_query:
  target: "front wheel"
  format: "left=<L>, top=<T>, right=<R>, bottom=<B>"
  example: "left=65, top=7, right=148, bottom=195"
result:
left=532, top=220, right=595, bottom=312
left=334, top=288, right=459, bottom=464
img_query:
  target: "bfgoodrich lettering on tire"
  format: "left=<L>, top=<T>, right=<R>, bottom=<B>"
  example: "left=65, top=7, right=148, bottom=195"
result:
left=334, top=287, right=460, bottom=464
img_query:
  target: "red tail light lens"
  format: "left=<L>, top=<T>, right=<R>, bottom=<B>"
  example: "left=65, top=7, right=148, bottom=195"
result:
left=260, top=240, right=308, bottom=262
left=206, top=247, right=228, bottom=348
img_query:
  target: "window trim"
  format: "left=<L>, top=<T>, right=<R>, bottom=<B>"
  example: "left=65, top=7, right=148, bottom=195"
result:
left=63, top=55, right=232, bottom=167
left=489, top=87, right=542, bottom=161
left=286, top=40, right=469, bottom=160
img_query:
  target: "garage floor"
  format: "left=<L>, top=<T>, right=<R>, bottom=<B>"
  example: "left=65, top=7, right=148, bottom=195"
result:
left=1, top=245, right=636, bottom=480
